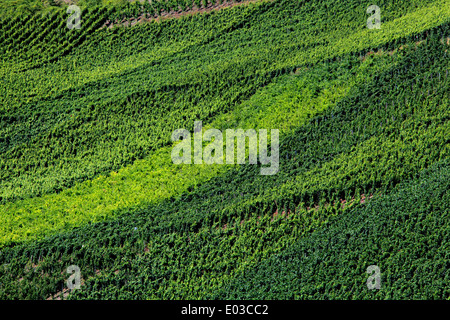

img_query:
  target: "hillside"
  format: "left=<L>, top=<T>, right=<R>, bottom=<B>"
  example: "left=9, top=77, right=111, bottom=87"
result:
left=0, top=0, right=449, bottom=299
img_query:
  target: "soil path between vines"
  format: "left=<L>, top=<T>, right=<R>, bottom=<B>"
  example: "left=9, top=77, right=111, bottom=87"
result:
left=101, top=0, right=272, bottom=29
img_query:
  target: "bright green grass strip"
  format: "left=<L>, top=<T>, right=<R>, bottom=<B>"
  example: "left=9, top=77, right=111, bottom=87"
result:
left=0, top=0, right=445, bottom=203
left=0, top=50, right=399, bottom=246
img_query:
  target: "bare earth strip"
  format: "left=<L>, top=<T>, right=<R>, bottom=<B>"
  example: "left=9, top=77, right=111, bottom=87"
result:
left=101, top=0, right=272, bottom=29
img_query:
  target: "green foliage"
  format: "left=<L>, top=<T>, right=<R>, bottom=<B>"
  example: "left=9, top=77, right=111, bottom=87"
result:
left=212, top=159, right=450, bottom=299
left=0, top=32, right=449, bottom=299
left=0, top=0, right=449, bottom=300
left=0, top=0, right=61, bottom=18
left=0, top=45, right=394, bottom=246
left=0, top=0, right=447, bottom=204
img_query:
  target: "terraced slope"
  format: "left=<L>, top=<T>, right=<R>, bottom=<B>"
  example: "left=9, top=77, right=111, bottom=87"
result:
left=0, top=0, right=449, bottom=299
left=1, top=0, right=448, bottom=244
left=213, top=159, right=450, bottom=299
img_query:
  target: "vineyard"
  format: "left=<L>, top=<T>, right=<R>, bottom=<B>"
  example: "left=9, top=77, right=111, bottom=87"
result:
left=0, top=0, right=449, bottom=299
